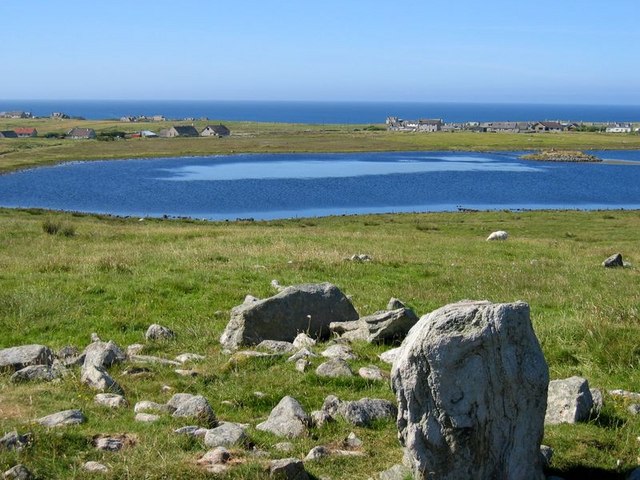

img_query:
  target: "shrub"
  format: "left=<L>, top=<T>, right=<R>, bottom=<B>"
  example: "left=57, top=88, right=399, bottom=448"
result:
left=42, top=219, right=75, bottom=237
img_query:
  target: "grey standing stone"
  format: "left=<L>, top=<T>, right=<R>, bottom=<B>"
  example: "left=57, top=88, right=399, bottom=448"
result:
left=603, top=253, right=624, bottom=268
left=204, top=422, right=247, bottom=447
left=171, top=395, right=217, bottom=427
left=95, top=393, right=128, bottom=408
left=83, top=341, right=126, bottom=369
left=2, top=464, right=33, bottom=480
left=220, top=282, right=359, bottom=350
left=0, top=345, right=54, bottom=372
left=145, top=323, right=176, bottom=341
left=36, top=409, right=85, bottom=427
left=256, top=396, right=310, bottom=438
left=545, top=376, right=593, bottom=425
left=0, top=432, right=30, bottom=451
left=81, top=364, right=124, bottom=395
left=269, top=458, right=309, bottom=479
left=391, top=300, right=549, bottom=480
left=316, top=359, right=353, bottom=378
left=10, top=365, right=62, bottom=383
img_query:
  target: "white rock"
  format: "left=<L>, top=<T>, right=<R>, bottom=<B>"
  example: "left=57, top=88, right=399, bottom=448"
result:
left=486, top=230, right=508, bottom=241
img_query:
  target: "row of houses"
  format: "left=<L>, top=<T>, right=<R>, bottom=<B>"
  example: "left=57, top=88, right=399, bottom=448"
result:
left=0, top=127, right=38, bottom=138
left=0, top=125, right=231, bottom=140
left=386, top=117, right=636, bottom=134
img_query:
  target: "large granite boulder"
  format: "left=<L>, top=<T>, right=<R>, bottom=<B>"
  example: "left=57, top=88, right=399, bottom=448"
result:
left=330, top=304, right=419, bottom=344
left=0, top=345, right=54, bottom=372
left=391, top=300, right=549, bottom=480
left=220, top=283, right=358, bottom=350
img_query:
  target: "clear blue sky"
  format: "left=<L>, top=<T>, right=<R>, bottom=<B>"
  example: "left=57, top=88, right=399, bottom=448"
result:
left=2, top=0, right=638, bottom=104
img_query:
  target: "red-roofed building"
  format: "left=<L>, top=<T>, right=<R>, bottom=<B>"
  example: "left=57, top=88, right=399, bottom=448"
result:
left=14, top=127, right=38, bottom=138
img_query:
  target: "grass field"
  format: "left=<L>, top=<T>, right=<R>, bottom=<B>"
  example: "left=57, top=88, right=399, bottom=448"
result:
left=1, top=118, right=640, bottom=173
left=1, top=208, right=640, bottom=479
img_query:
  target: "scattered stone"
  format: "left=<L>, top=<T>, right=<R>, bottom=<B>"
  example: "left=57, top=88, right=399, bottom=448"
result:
left=320, top=395, right=341, bottom=417
left=344, top=432, right=362, bottom=449
left=0, top=431, right=30, bottom=451
left=2, top=464, right=33, bottom=480
left=81, top=364, right=124, bottom=395
left=486, top=230, right=508, bottom=241
left=83, top=341, right=126, bottom=369
left=274, top=442, right=294, bottom=452
left=358, top=366, right=386, bottom=382
left=134, top=401, right=173, bottom=415
left=295, top=359, right=310, bottom=373
left=244, top=294, right=260, bottom=304
left=336, top=398, right=397, bottom=427
left=95, top=393, right=128, bottom=409
left=628, top=404, right=640, bottom=415
left=315, top=359, right=354, bottom=378
left=175, top=369, right=199, bottom=377
left=310, top=410, right=333, bottom=428
left=603, top=253, right=624, bottom=268
left=122, top=366, right=152, bottom=377
left=331, top=306, right=419, bottom=344
left=171, top=395, right=217, bottom=427
left=220, top=282, right=359, bottom=350
left=379, top=464, right=412, bottom=480
left=161, top=384, right=173, bottom=392
left=127, top=344, right=145, bottom=357
left=175, top=353, right=205, bottom=363
left=82, top=461, right=109, bottom=473
left=591, top=388, right=604, bottom=416
left=257, top=340, right=297, bottom=354
left=0, top=345, right=54, bottom=372
left=386, top=298, right=406, bottom=310
left=94, top=436, right=125, bottom=452
left=10, top=365, right=63, bottom=383
left=545, top=376, right=594, bottom=425
left=254, top=391, right=267, bottom=398
left=167, top=393, right=196, bottom=409
left=204, top=422, right=247, bottom=448
left=129, top=354, right=181, bottom=366
left=145, top=324, right=176, bottom=341
left=135, top=413, right=160, bottom=423
left=36, top=409, right=86, bottom=427
left=349, top=253, right=372, bottom=262
left=305, top=445, right=330, bottom=461
left=268, top=458, right=309, bottom=479
left=256, top=396, right=310, bottom=438
left=540, top=445, right=554, bottom=467
left=391, top=300, right=549, bottom=480
left=609, top=389, right=640, bottom=401
left=57, top=346, right=84, bottom=367
left=198, top=446, right=231, bottom=466
left=321, top=344, right=357, bottom=361
left=90, top=333, right=102, bottom=343
left=292, top=333, right=316, bottom=349
left=287, top=348, right=317, bottom=363
left=378, top=347, right=401, bottom=365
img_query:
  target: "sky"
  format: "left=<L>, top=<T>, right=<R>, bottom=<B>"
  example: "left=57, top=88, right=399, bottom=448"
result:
left=1, top=0, right=639, bottom=104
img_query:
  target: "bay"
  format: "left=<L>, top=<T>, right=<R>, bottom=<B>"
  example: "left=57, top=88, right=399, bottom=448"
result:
left=0, top=151, right=639, bottom=220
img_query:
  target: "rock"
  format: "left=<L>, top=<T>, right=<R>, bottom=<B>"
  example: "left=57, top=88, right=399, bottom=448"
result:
left=81, top=364, right=124, bottom=394
left=10, top=365, right=62, bottom=383
left=315, top=359, right=354, bottom=378
left=591, top=388, right=604, bottom=416
left=269, top=458, right=309, bottom=479
left=274, top=442, right=294, bottom=452
left=83, top=341, right=126, bottom=369
left=127, top=343, right=145, bottom=357
left=198, top=446, right=232, bottom=466
left=220, top=282, right=359, bottom=350
left=36, top=409, right=86, bottom=427
left=134, top=401, right=173, bottom=414
left=0, top=345, right=54, bottom=372
left=331, top=307, right=419, bottom=344
left=204, top=422, right=247, bottom=447
left=171, top=395, right=217, bottom=427
left=145, top=324, right=176, bottom=341
left=336, top=398, right=397, bottom=427
left=387, top=298, right=406, bottom=310
left=609, top=389, right=640, bottom=401
left=244, top=294, right=260, bottom=304
left=310, top=410, right=333, bottom=428
left=628, top=404, right=640, bottom=415
left=167, top=393, right=196, bottom=409
left=256, top=396, right=310, bottom=438
left=540, top=445, right=554, bottom=467
left=545, top=376, right=593, bottom=425
left=349, top=253, right=372, bottom=262
left=135, top=413, right=160, bottom=423
left=95, top=393, right=128, bottom=408
left=344, top=432, right=363, bottom=449
left=57, top=346, right=84, bottom=367
left=321, top=344, right=357, bottom=360
left=94, top=436, right=125, bottom=451
left=257, top=340, right=297, bottom=354
left=486, top=230, right=508, bottom=241
left=122, top=366, right=151, bottom=377
left=305, top=445, right=330, bottom=461
left=378, top=347, right=401, bottom=364
left=321, top=395, right=341, bottom=417
left=0, top=431, right=30, bottom=451
left=82, top=461, right=109, bottom=473
left=175, top=353, right=205, bottom=363
left=90, top=333, right=102, bottom=343
left=379, top=464, right=413, bottom=480
left=2, top=464, right=33, bottom=480
left=391, top=300, right=549, bottom=480
left=603, top=253, right=624, bottom=268
left=292, top=333, right=316, bottom=349
left=271, top=279, right=285, bottom=292
left=129, top=354, right=181, bottom=366
left=295, top=359, right=310, bottom=373
left=287, top=348, right=317, bottom=362
left=358, top=366, right=386, bottom=381
left=174, top=425, right=208, bottom=437
left=175, top=369, right=198, bottom=377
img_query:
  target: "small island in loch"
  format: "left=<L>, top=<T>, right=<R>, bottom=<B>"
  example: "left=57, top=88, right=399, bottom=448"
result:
left=521, top=149, right=602, bottom=162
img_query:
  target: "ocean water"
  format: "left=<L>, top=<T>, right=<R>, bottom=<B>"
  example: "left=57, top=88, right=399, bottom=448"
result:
left=0, top=151, right=639, bottom=221
left=0, top=100, right=639, bottom=124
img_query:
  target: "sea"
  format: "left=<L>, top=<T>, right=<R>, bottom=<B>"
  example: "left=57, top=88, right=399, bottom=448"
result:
left=1, top=100, right=639, bottom=124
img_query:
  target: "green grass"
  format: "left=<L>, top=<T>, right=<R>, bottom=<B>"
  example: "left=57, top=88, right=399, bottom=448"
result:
left=0, top=208, right=639, bottom=478
left=1, top=118, right=640, bottom=173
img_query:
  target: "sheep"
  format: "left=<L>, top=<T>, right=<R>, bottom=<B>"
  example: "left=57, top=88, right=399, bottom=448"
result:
left=486, top=230, right=508, bottom=241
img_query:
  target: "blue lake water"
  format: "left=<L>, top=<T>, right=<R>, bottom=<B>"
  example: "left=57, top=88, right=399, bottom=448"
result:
left=0, top=151, right=639, bottom=220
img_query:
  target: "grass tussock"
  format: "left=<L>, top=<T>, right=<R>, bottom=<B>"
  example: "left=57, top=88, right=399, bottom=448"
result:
left=1, top=208, right=640, bottom=479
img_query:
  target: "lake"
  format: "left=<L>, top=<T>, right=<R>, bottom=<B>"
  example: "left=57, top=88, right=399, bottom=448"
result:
left=0, top=151, right=639, bottom=220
